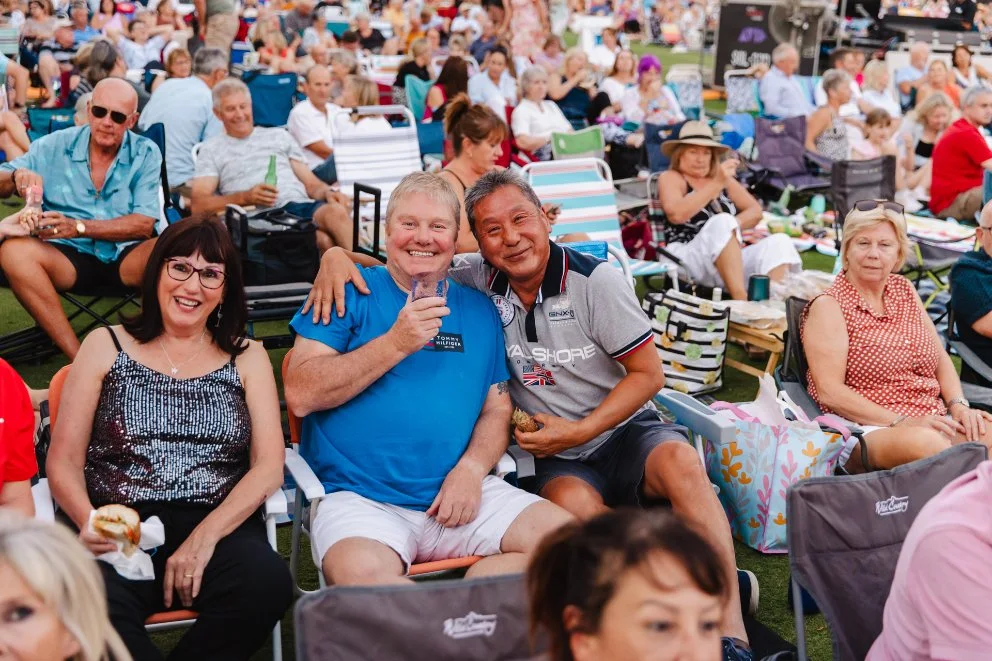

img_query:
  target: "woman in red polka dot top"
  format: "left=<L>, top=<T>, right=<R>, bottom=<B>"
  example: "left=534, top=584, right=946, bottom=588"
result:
left=802, top=200, right=992, bottom=472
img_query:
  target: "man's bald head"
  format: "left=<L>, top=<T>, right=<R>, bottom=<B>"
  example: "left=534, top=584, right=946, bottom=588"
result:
left=89, top=78, right=139, bottom=151
left=92, top=77, right=138, bottom=114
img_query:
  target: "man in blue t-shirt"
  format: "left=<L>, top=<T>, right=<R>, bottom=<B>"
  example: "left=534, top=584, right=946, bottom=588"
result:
left=285, top=172, right=571, bottom=586
left=950, top=201, right=992, bottom=406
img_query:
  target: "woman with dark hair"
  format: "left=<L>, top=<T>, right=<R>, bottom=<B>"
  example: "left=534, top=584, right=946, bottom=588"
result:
left=46, top=215, right=292, bottom=661
left=439, top=93, right=507, bottom=252
left=528, top=509, right=730, bottom=661
left=425, top=55, right=469, bottom=122
left=951, top=44, right=992, bottom=90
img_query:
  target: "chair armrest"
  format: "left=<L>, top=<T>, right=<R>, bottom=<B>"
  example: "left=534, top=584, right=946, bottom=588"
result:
left=263, top=485, right=288, bottom=518
left=494, top=452, right=516, bottom=479
left=31, top=478, right=55, bottom=522
left=655, top=389, right=736, bottom=445
left=803, top=151, right=833, bottom=174
left=284, top=447, right=326, bottom=501
left=951, top=340, right=992, bottom=383
left=506, top=445, right=535, bottom=479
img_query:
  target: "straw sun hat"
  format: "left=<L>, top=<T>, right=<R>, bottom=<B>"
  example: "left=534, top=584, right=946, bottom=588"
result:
left=660, top=120, right=729, bottom=158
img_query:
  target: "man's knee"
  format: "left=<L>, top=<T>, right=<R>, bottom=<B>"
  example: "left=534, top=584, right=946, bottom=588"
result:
left=322, top=538, right=405, bottom=586
left=645, top=441, right=708, bottom=498
left=540, top=476, right=607, bottom=520
left=1, top=238, right=50, bottom=276
left=503, top=500, right=574, bottom=553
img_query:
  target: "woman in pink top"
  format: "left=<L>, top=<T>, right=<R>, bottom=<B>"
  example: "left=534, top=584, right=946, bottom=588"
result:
left=802, top=200, right=992, bottom=471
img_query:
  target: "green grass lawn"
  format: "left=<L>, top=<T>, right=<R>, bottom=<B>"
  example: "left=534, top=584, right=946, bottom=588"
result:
left=4, top=40, right=843, bottom=659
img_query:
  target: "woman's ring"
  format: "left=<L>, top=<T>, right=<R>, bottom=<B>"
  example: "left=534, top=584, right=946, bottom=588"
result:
left=184, top=572, right=194, bottom=578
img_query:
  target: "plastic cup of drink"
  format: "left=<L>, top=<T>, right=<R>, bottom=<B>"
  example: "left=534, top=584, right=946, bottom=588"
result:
left=411, top=274, right=448, bottom=302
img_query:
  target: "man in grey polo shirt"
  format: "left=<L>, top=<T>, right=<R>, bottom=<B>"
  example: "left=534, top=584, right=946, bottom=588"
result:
left=302, top=170, right=756, bottom=659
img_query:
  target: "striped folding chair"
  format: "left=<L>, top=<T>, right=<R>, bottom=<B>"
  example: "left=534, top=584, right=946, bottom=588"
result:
left=331, top=105, right=422, bottom=249
left=521, top=158, right=677, bottom=283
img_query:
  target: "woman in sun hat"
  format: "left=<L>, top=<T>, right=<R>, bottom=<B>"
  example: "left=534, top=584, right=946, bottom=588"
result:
left=654, top=120, right=802, bottom=299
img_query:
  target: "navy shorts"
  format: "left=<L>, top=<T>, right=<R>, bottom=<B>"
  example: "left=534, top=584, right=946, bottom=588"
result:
left=283, top=201, right=325, bottom=220
left=530, top=410, right=689, bottom=507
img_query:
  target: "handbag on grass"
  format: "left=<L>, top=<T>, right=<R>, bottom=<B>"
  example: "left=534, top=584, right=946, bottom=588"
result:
left=706, top=375, right=866, bottom=553
left=225, top=204, right=319, bottom=286
left=641, top=289, right=730, bottom=394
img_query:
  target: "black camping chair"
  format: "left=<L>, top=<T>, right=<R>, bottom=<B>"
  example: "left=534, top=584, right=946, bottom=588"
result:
left=831, top=156, right=970, bottom=310
left=773, top=296, right=823, bottom=421
left=749, top=116, right=831, bottom=198
left=946, top=274, right=992, bottom=412
left=0, top=124, right=178, bottom=363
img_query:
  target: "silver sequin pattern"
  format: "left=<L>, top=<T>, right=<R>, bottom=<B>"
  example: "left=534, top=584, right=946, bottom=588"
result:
left=85, top=353, right=252, bottom=507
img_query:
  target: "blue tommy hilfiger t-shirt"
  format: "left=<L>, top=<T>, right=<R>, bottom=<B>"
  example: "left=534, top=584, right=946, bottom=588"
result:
left=289, top=266, right=510, bottom=510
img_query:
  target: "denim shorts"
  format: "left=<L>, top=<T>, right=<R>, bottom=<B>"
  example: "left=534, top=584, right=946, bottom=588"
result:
left=283, top=200, right=325, bottom=220
left=530, top=410, right=688, bottom=507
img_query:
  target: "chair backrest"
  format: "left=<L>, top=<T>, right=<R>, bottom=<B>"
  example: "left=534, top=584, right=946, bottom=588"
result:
left=281, top=349, right=302, bottom=446
left=0, top=26, right=19, bottom=57
left=331, top=105, right=422, bottom=207
left=830, top=156, right=897, bottom=230
left=754, top=116, right=810, bottom=178
left=550, top=125, right=605, bottom=160
left=138, top=122, right=182, bottom=229
left=27, top=107, right=75, bottom=142
left=404, top=74, right=432, bottom=121
left=48, top=365, right=71, bottom=427
left=781, top=296, right=811, bottom=389
left=723, top=70, right=759, bottom=114
left=644, top=120, right=687, bottom=173
left=788, top=443, right=988, bottom=661
left=522, top=158, right=622, bottom=248
left=416, top=120, right=444, bottom=159
left=294, top=574, right=544, bottom=661
left=242, top=70, right=298, bottom=127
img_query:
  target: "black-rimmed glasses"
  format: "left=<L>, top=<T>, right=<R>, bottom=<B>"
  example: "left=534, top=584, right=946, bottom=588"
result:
left=165, top=258, right=226, bottom=289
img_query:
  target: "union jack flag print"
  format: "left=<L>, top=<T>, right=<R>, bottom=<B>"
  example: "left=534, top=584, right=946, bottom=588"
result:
left=523, top=364, right=556, bottom=386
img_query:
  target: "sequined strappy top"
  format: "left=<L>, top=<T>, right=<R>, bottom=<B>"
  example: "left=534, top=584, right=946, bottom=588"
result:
left=85, top=328, right=252, bottom=508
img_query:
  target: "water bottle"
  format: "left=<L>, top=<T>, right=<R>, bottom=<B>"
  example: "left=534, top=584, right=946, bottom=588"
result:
left=264, top=155, right=278, bottom=187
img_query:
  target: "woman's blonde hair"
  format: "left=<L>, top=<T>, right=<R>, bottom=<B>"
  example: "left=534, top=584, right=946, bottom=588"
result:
left=407, top=36, right=430, bottom=61
left=861, top=59, right=888, bottom=92
left=914, top=90, right=954, bottom=125
left=346, top=74, right=379, bottom=106
left=562, top=46, right=586, bottom=72
left=670, top=143, right=720, bottom=179
left=840, top=203, right=911, bottom=271
left=0, top=514, right=132, bottom=661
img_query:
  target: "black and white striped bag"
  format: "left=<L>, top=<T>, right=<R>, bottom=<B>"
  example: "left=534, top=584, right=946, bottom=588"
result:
left=642, top=290, right=730, bottom=394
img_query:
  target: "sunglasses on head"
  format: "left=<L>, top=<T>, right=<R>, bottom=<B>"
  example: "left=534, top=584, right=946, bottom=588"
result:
left=853, top=199, right=904, bottom=215
left=91, top=105, right=131, bottom=125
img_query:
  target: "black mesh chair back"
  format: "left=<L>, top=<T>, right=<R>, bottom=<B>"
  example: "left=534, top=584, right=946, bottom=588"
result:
left=830, top=156, right=897, bottom=240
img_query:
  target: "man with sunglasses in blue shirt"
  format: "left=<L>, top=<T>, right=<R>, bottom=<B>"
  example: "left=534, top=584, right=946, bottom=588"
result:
left=0, top=77, right=162, bottom=360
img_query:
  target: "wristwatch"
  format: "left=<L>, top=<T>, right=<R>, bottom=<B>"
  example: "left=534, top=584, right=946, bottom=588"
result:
left=948, top=396, right=970, bottom=409
left=75, top=220, right=86, bottom=236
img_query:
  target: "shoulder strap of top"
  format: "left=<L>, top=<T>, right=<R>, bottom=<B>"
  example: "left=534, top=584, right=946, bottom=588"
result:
left=105, top=326, right=122, bottom=353
left=443, top=168, right=468, bottom=190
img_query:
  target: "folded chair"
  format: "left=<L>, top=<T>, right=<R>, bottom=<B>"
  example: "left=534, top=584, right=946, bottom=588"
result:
left=0, top=124, right=177, bottom=363
left=772, top=296, right=823, bottom=421
left=522, top=158, right=677, bottom=282
left=32, top=365, right=288, bottom=661
left=281, top=350, right=533, bottom=595
left=788, top=442, right=988, bottom=661
left=751, top=116, right=831, bottom=197
left=550, top=125, right=605, bottom=160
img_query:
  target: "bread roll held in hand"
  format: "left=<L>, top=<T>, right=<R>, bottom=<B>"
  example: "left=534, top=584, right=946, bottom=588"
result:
left=511, top=408, right=540, bottom=433
left=93, top=504, right=141, bottom=556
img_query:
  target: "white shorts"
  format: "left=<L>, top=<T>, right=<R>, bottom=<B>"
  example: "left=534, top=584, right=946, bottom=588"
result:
left=665, top=213, right=802, bottom=289
left=310, top=475, right=544, bottom=572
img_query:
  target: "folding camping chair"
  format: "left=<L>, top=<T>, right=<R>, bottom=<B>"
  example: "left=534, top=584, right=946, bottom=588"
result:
left=26, top=106, right=75, bottom=142
left=830, top=156, right=966, bottom=309
left=241, top=70, right=298, bottom=127
left=751, top=116, right=831, bottom=197
left=772, top=296, right=823, bottom=421
left=788, top=442, right=988, bottom=661
left=331, top=105, right=422, bottom=247
left=294, top=574, right=542, bottom=661
left=550, top=125, right=605, bottom=160
left=0, top=124, right=177, bottom=363
left=32, top=365, right=288, bottom=661
left=521, top=158, right=677, bottom=283
left=946, top=278, right=992, bottom=411
left=280, top=350, right=533, bottom=595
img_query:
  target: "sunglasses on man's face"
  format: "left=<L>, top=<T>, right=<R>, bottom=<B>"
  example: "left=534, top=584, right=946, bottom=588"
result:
left=853, top=199, right=904, bottom=215
left=90, top=105, right=131, bottom=125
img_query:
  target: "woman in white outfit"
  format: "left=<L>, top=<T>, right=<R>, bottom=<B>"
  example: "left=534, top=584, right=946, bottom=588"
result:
left=512, top=67, right=572, bottom=160
left=654, top=121, right=801, bottom=299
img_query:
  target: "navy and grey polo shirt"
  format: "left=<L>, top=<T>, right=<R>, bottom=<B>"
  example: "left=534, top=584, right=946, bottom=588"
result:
left=449, top=241, right=656, bottom=460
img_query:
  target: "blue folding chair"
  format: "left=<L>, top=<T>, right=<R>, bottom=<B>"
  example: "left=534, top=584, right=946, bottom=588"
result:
left=242, top=70, right=298, bottom=127
left=416, top=120, right=444, bottom=159
left=26, top=107, right=74, bottom=142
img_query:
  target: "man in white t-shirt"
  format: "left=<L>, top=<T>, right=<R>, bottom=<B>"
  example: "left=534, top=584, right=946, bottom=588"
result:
left=288, top=65, right=342, bottom=184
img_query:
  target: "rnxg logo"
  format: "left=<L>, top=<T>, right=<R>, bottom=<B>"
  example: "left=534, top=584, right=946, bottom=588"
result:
left=442, top=611, right=498, bottom=639
left=875, top=495, right=909, bottom=517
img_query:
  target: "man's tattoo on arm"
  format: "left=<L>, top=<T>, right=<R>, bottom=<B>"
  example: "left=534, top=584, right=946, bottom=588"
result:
left=497, top=380, right=509, bottom=395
